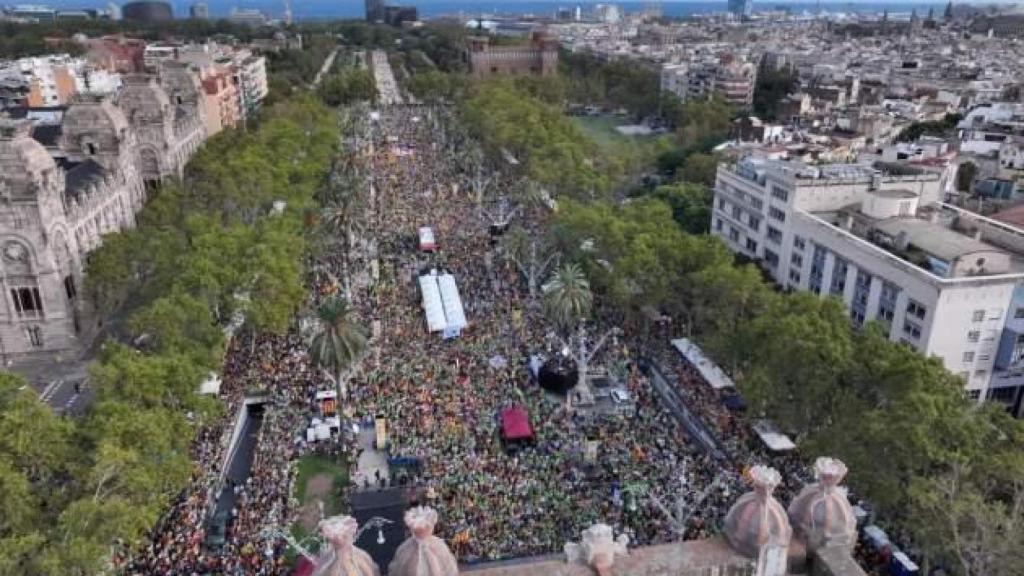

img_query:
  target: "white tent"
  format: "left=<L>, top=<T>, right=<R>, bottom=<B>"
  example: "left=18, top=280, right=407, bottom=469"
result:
left=419, top=274, right=447, bottom=332
left=438, top=273, right=467, bottom=331
left=753, top=420, right=797, bottom=452
left=671, top=338, right=736, bottom=390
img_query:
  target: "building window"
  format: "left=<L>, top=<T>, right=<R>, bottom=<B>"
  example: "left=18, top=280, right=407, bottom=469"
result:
left=10, top=287, right=43, bottom=318
left=974, top=370, right=987, bottom=381
left=988, top=308, right=1003, bottom=320
left=767, top=226, right=783, bottom=244
left=983, top=329, right=997, bottom=341
left=963, top=351, right=975, bottom=363
left=906, top=300, right=927, bottom=320
left=770, top=185, right=789, bottom=202
left=768, top=206, right=786, bottom=222
left=978, top=353, right=991, bottom=362
left=988, top=386, right=1019, bottom=403
left=965, top=389, right=981, bottom=401
left=764, top=249, right=779, bottom=268
left=748, top=215, right=761, bottom=231
left=789, top=269, right=801, bottom=284
left=791, top=253, right=803, bottom=267
left=714, top=218, right=723, bottom=232
left=967, top=330, right=980, bottom=343
left=718, top=198, right=727, bottom=210
left=25, top=325, right=42, bottom=348
left=745, top=238, right=758, bottom=253
left=830, top=258, right=848, bottom=296
left=732, top=206, right=742, bottom=220
left=903, top=320, right=921, bottom=339
left=64, top=276, right=77, bottom=300
left=972, top=309, right=985, bottom=322
left=1015, top=307, right=1024, bottom=319
left=793, top=236, right=806, bottom=251
left=728, top=227, right=740, bottom=242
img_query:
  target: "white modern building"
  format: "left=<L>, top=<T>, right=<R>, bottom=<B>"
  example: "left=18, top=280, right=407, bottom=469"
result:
left=711, top=158, right=1024, bottom=415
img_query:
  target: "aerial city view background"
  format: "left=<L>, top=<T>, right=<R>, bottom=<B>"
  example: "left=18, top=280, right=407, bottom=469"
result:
left=0, top=0, right=1023, bottom=575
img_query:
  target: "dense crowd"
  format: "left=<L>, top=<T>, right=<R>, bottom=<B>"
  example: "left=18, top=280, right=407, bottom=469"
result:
left=344, top=104, right=757, bottom=562
left=125, top=77, right=812, bottom=572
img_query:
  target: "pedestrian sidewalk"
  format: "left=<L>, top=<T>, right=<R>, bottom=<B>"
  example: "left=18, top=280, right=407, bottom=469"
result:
left=351, top=423, right=390, bottom=491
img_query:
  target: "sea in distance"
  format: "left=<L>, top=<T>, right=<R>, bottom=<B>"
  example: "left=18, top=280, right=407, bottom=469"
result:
left=45, top=0, right=955, bottom=22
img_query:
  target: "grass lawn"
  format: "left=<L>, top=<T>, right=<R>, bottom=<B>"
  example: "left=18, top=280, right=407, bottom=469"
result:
left=294, top=453, right=349, bottom=511
left=285, top=453, right=350, bottom=561
left=573, top=114, right=667, bottom=159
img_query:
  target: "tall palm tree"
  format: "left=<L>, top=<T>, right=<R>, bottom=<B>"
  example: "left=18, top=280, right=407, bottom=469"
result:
left=542, top=262, right=593, bottom=332
left=309, top=296, right=367, bottom=402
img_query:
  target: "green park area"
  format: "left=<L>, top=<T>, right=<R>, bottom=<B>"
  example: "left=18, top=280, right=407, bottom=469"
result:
left=286, top=454, right=350, bottom=558
left=572, top=115, right=668, bottom=165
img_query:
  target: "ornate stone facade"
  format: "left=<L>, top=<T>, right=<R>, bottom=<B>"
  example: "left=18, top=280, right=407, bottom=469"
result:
left=466, top=32, right=559, bottom=79
left=0, top=66, right=208, bottom=363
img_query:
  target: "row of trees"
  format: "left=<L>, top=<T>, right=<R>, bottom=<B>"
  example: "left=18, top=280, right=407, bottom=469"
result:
left=0, top=94, right=339, bottom=575
left=461, top=80, right=616, bottom=198
left=547, top=192, right=1024, bottom=574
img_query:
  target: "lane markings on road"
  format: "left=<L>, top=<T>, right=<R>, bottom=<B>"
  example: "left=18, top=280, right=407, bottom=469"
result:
left=39, top=379, right=62, bottom=402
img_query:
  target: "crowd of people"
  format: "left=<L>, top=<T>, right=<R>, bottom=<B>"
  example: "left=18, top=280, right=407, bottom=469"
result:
left=124, top=61, right=819, bottom=573
left=342, top=103, right=761, bottom=562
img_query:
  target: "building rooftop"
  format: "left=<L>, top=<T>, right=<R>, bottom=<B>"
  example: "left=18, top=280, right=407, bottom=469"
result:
left=873, top=217, right=997, bottom=263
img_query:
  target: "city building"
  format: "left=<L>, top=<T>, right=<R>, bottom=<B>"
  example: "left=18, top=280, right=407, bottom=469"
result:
left=121, top=0, right=172, bottom=23
left=0, top=56, right=77, bottom=107
left=0, top=66, right=210, bottom=363
left=81, top=34, right=147, bottom=74
left=227, top=8, right=267, bottom=27
left=0, top=55, right=120, bottom=109
left=711, top=157, right=1024, bottom=414
left=365, top=0, right=384, bottom=22
left=383, top=5, right=417, bottom=27
left=231, top=49, right=268, bottom=120
left=660, top=54, right=757, bottom=108
left=5, top=4, right=56, bottom=22
left=200, top=67, right=239, bottom=135
left=190, top=2, right=209, bottom=19
left=147, top=41, right=268, bottom=123
left=728, top=0, right=753, bottom=20
left=593, top=3, right=621, bottom=24
left=466, top=31, right=559, bottom=79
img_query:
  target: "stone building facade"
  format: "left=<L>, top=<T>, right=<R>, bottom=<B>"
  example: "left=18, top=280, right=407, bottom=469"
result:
left=466, top=32, right=559, bottom=79
left=0, top=66, right=208, bottom=363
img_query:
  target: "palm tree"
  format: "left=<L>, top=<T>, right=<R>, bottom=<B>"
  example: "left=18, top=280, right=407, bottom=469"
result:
left=309, top=296, right=367, bottom=402
left=542, top=262, right=593, bottom=332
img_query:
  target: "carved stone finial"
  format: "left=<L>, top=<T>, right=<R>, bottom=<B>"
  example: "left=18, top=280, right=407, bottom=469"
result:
left=315, top=515, right=380, bottom=576
left=388, top=507, right=458, bottom=576
left=564, top=523, right=629, bottom=576
left=814, top=457, right=847, bottom=490
left=788, top=457, right=857, bottom=553
left=723, top=465, right=792, bottom=558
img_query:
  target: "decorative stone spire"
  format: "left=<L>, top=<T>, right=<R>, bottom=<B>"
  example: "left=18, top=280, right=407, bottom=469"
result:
left=388, top=507, right=458, bottom=576
left=787, top=457, right=857, bottom=553
left=564, top=523, right=629, bottom=576
left=723, top=465, right=792, bottom=558
left=315, top=516, right=380, bottom=576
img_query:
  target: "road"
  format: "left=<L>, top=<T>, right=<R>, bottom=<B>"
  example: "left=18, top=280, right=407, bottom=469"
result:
left=36, top=371, right=92, bottom=415
left=312, top=47, right=341, bottom=88
left=642, top=356, right=729, bottom=462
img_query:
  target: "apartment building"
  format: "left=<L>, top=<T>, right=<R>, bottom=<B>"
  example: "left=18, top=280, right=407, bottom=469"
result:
left=660, top=54, right=756, bottom=108
left=711, top=158, right=1024, bottom=415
